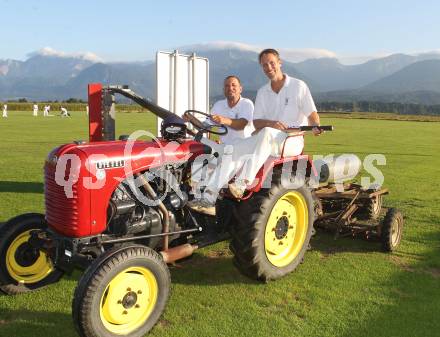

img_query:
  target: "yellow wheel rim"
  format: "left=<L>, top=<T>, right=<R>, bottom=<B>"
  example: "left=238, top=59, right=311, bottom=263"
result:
left=264, top=191, right=308, bottom=267
left=100, top=266, right=158, bottom=334
left=6, top=230, right=54, bottom=284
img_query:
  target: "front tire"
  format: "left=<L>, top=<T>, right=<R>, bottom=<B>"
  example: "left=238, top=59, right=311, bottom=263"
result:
left=0, top=213, right=63, bottom=294
left=72, top=245, right=171, bottom=337
left=230, top=178, right=315, bottom=281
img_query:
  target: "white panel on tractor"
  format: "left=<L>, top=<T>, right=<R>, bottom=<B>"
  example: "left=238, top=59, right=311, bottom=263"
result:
left=156, top=50, right=209, bottom=136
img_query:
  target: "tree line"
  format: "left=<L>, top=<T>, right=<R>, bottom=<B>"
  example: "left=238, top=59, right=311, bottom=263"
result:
left=316, top=101, right=440, bottom=115
left=3, top=97, right=440, bottom=116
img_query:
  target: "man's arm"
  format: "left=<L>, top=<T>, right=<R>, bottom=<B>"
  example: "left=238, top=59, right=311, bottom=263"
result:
left=253, top=111, right=320, bottom=132
left=307, top=111, right=320, bottom=126
left=253, top=119, right=288, bottom=131
left=211, top=115, right=248, bottom=130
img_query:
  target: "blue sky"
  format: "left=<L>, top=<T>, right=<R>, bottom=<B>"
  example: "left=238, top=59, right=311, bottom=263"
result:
left=1, top=0, right=439, bottom=64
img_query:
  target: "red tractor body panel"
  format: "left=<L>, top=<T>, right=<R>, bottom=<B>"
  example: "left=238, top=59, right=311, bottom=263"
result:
left=88, top=83, right=103, bottom=142
left=45, top=144, right=92, bottom=238
left=247, top=154, right=317, bottom=195
left=45, top=139, right=208, bottom=237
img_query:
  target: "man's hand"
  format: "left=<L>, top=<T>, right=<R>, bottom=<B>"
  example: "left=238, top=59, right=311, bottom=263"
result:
left=253, top=119, right=288, bottom=131
left=210, top=115, right=248, bottom=130
left=210, top=114, right=229, bottom=125
left=308, top=111, right=322, bottom=136
left=269, top=120, right=288, bottom=130
left=312, top=126, right=323, bottom=136
left=182, top=111, right=190, bottom=122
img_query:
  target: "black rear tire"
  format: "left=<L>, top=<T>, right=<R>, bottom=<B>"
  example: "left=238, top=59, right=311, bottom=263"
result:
left=230, top=175, right=315, bottom=282
left=381, top=208, right=403, bottom=252
left=0, top=213, right=63, bottom=294
left=72, top=245, right=170, bottom=337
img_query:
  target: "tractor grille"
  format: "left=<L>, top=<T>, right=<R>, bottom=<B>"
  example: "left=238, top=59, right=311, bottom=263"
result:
left=44, top=164, right=79, bottom=234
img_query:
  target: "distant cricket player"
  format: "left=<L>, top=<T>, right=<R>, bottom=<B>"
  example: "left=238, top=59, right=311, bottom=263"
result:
left=60, top=106, right=71, bottom=117
left=2, top=104, right=7, bottom=118
left=43, top=105, right=50, bottom=117
left=33, top=104, right=38, bottom=116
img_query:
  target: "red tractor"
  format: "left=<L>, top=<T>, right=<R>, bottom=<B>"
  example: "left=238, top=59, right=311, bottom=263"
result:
left=0, top=84, right=402, bottom=337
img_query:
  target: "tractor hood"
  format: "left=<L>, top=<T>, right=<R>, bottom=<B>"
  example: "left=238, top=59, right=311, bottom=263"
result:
left=48, top=139, right=210, bottom=174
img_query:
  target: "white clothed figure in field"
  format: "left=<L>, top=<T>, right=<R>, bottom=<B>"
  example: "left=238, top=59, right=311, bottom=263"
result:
left=60, top=106, right=70, bottom=117
left=33, top=104, right=38, bottom=116
left=2, top=104, right=7, bottom=118
left=43, top=105, right=50, bottom=117
left=188, top=49, right=322, bottom=207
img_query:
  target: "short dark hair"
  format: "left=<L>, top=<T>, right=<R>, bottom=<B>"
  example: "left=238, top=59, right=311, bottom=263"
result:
left=224, top=75, right=241, bottom=85
left=258, top=48, right=280, bottom=63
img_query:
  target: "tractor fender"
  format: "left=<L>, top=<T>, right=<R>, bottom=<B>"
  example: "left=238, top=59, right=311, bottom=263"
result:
left=246, top=154, right=317, bottom=196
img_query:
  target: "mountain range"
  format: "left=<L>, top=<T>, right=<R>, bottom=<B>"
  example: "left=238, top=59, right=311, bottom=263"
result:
left=2, top=45, right=440, bottom=105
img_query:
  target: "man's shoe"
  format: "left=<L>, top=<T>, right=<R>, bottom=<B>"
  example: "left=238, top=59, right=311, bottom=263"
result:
left=187, top=198, right=215, bottom=208
left=228, top=180, right=247, bottom=199
left=187, top=198, right=216, bottom=216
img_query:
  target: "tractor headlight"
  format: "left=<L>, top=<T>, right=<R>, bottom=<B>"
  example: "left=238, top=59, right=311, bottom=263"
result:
left=161, top=115, right=187, bottom=140
left=46, top=147, right=61, bottom=165
left=47, top=153, right=58, bottom=165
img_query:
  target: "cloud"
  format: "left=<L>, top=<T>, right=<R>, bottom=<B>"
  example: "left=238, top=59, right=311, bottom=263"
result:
left=279, top=48, right=337, bottom=63
left=27, top=47, right=103, bottom=62
left=338, top=50, right=440, bottom=65
left=181, top=41, right=259, bottom=53
left=180, top=41, right=437, bottom=65
left=338, top=52, right=393, bottom=65
left=179, top=41, right=337, bottom=63
left=411, top=49, right=440, bottom=57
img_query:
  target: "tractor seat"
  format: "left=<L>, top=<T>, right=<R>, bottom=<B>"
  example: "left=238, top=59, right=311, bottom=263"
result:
left=280, top=132, right=305, bottom=158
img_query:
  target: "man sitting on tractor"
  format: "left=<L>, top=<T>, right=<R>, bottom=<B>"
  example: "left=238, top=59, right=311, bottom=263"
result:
left=209, top=75, right=254, bottom=145
left=188, top=48, right=322, bottom=208
left=186, top=75, right=253, bottom=198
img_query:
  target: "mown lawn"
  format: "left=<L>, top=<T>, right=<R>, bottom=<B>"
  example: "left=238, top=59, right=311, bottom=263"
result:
left=0, top=111, right=439, bottom=337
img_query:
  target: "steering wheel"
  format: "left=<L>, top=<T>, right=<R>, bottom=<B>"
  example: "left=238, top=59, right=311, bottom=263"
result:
left=183, top=109, right=228, bottom=136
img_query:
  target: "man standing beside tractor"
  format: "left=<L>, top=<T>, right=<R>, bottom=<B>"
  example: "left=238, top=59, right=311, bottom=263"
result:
left=188, top=48, right=322, bottom=207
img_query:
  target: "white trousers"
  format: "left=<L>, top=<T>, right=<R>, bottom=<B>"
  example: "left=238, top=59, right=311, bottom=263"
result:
left=195, top=127, right=304, bottom=200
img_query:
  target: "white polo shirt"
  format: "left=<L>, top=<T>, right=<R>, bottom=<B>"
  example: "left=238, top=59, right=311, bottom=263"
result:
left=254, top=75, right=316, bottom=127
left=211, top=97, right=254, bottom=144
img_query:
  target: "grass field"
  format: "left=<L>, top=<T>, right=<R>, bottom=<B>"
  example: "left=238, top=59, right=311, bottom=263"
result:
left=0, top=111, right=439, bottom=337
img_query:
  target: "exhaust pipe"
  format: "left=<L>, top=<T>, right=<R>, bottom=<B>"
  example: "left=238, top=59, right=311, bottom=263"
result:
left=135, top=172, right=171, bottom=251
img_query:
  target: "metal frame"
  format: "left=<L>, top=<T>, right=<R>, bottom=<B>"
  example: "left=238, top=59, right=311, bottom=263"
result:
left=156, top=50, right=209, bottom=136
left=314, top=182, right=389, bottom=240
left=87, top=84, right=181, bottom=142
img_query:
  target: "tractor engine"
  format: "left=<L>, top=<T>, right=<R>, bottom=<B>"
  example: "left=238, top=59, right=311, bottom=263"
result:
left=105, top=164, right=187, bottom=248
left=107, top=182, right=162, bottom=235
